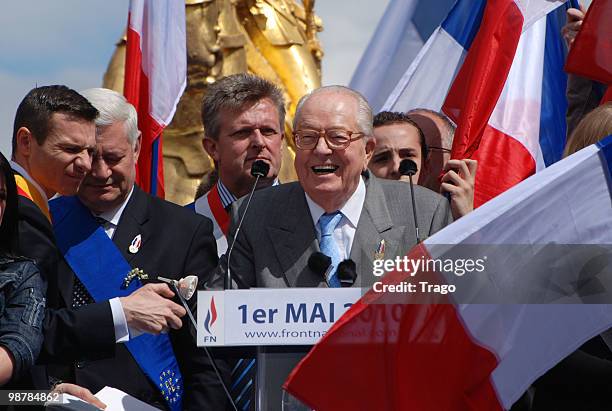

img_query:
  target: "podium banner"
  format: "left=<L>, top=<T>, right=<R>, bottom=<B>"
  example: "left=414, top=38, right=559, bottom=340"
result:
left=197, top=288, right=361, bottom=346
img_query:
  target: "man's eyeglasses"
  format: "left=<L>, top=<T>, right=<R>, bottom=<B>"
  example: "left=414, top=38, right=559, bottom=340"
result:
left=293, top=129, right=364, bottom=150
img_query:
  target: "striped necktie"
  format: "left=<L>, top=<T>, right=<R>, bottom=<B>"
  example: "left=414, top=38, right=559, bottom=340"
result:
left=317, top=211, right=343, bottom=288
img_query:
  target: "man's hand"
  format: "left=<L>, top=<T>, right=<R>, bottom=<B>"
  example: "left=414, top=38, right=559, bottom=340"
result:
left=120, top=283, right=187, bottom=335
left=562, top=5, right=586, bottom=48
left=440, top=159, right=477, bottom=219
left=52, top=383, right=107, bottom=409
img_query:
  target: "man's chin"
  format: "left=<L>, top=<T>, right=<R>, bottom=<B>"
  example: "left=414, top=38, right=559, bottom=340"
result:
left=57, top=182, right=82, bottom=196
left=78, top=188, right=122, bottom=208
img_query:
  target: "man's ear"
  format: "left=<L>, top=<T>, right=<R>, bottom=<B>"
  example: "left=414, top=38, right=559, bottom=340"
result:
left=202, top=136, right=220, bottom=162
left=418, top=155, right=431, bottom=185
left=15, top=127, right=34, bottom=157
left=363, top=137, right=376, bottom=170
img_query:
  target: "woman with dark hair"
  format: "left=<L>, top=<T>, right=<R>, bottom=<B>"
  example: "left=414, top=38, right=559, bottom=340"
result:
left=0, top=151, right=45, bottom=385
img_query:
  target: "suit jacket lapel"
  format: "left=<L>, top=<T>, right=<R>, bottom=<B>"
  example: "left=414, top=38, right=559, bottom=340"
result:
left=266, top=184, right=323, bottom=287
left=350, top=174, right=405, bottom=288
left=112, top=186, right=150, bottom=265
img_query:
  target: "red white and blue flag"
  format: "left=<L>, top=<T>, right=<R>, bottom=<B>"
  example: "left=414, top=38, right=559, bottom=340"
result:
left=381, top=0, right=577, bottom=206
left=564, top=0, right=612, bottom=103
left=124, top=0, right=187, bottom=197
left=285, top=135, right=612, bottom=410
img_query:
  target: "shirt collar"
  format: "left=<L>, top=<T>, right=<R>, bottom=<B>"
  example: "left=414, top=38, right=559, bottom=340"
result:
left=217, top=177, right=280, bottom=209
left=216, top=179, right=238, bottom=209
left=95, top=185, right=135, bottom=226
left=305, top=176, right=366, bottom=229
left=10, top=160, right=48, bottom=202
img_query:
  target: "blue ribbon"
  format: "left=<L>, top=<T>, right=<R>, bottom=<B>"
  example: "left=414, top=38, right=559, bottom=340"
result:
left=50, top=196, right=183, bottom=410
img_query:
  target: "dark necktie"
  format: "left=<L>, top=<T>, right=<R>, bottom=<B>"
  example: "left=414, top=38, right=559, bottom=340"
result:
left=71, top=277, right=94, bottom=308
left=71, top=216, right=107, bottom=308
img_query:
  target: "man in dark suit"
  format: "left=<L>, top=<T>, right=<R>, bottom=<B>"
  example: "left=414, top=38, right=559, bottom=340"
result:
left=206, top=86, right=452, bottom=410
left=10, top=85, right=98, bottom=289
left=7, top=85, right=98, bottom=395
left=45, top=88, right=226, bottom=410
left=212, top=85, right=453, bottom=290
left=194, top=73, right=285, bottom=257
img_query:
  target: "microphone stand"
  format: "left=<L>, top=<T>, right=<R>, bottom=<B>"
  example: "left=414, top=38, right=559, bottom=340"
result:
left=407, top=175, right=420, bottom=244
left=169, top=281, right=239, bottom=411
left=225, top=160, right=269, bottom=290
left=399, top=159, right=421, bottom=244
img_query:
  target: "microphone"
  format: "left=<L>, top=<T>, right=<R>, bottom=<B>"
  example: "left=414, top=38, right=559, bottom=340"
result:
left=337, top=259, right=357, bottom=287
left=225, top=160, right=270, bottom=289
left=308, top=252, right=333, bottom=286
left=250, top=159, right=269, bottom=178
left=399, top=159, right=418, bottom=176
left=399, top=159, right=421, bottom=244
left=157, top=275, right=198, bottom=300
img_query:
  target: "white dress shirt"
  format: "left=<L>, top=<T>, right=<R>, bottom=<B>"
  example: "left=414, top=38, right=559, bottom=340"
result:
left=305, top=177, right=366, bottom=259
left=93, top=186, right=135, bottom=343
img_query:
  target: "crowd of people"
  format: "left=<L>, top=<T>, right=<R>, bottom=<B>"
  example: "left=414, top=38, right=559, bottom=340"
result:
left=0, top=5, right=610, bottom=411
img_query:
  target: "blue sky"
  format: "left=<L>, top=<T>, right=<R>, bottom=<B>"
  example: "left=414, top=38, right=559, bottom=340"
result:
left=0, top=0, right=389, bottom=156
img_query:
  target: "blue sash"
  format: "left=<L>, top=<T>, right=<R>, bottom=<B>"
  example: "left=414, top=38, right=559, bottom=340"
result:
left=50, top=196, right=183, bottom=410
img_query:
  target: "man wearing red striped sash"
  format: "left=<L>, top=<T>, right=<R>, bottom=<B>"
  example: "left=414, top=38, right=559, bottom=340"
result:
left=195, top=74, right=285, bottom=256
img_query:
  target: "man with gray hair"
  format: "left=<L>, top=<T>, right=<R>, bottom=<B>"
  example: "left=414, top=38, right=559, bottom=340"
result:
left=210, top=85, right=452, bottom=289
left=44, top=88, right=225, bottom=409
left=195, top=73, right=285, bottom=256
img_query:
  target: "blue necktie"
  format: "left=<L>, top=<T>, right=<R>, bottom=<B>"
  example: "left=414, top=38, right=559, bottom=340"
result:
left=317, top=211, right=343, bottom=288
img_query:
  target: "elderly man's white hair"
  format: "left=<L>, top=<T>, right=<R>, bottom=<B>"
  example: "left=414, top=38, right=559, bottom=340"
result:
left=80, top=88, right=140, bottom=147
left=293, top=85, right=374, bottom=137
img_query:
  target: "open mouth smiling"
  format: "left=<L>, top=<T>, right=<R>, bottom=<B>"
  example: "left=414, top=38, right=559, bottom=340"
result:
left=311, top=165, right=339, bottom=175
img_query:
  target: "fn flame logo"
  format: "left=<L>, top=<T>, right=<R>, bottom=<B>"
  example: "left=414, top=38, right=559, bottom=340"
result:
left=203, top=296, right=218, bottom=335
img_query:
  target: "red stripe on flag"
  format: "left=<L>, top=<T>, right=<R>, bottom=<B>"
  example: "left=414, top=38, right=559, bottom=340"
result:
left=284, top=244, right=501, bottom=410
left=473, top=125, right=536, bottom=207
left=564, top=0, right=612, bottom=85
left=603, top=86, right=612, bottom=104
left=442, top=0, right=523, bottom=161
left=125, top=19, right=165, bottom=197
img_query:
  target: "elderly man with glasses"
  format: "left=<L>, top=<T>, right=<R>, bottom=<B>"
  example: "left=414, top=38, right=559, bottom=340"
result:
left=210, top=85, right=453, bottom=290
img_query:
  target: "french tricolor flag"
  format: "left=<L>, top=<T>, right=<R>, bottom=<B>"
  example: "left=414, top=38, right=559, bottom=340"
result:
left=124, top=0, right=187, bottom=197
left=382, top=0, right=577, bottom=206
left=285, top=135, right=612, bottom=409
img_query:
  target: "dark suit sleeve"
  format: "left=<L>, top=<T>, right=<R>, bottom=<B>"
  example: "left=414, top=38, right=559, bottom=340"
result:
left=17, top=197, right=116, bottom=364
left=39, top=303, right=116, bottom=363
left=16, top=197, right=56, bottom=289
left=172, top=216, right=230, bottom=411
left=40, top=257, right=116, bottom=363
left=530, top=337, right=612, bottom=410
left=39, top=259, right=116, bottom=364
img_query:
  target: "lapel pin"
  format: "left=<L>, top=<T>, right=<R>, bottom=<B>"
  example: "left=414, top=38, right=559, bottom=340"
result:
left=129, top=234, right=142, bottom=254
left=374, top=239, right=385, bottom=260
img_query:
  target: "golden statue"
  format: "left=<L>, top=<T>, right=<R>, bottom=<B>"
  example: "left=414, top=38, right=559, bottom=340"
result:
left=103, top=0, right=323, bottom=205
